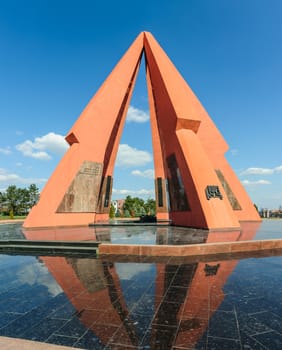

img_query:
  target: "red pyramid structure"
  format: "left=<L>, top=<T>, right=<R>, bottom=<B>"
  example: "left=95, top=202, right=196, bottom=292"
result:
left=24, top=32, right=260, bottom=230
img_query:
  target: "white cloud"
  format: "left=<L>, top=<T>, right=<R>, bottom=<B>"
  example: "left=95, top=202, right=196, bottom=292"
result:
left=17, top=263, right=62, bottom=296
left=116, top=263, right=152, bottom=280
left=241, top=165, right=282, bottom=176
left=131, top=169, right=155, bottom=179
left=126, top=106, right=149, bottom=123
left=112, top=188, right=155, bottom=197
left=0, top=147, right=12, bottom=155
left=0, top=173, right=19, bottom=182
left=116, top=144, right=152, bottom=167
left=242, top=179, right=271, bottom=186
left=0, top=168, right=46, bottom=186
left=16, top=143, right=51, bottom=160
left=16, top=132, right=68, bottom=160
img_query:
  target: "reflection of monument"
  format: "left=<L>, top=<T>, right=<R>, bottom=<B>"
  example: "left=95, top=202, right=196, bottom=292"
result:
left=41, top=256, right=140, bottom=347
left=24, top=32, right=260, bottom=230
left=28, top=221, right=260, bottom=348
left=38, top=245, right=246, bottom=347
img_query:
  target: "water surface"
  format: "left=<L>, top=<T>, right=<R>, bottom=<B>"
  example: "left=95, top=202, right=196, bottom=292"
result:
left=0, top=247, right=282, bottom=349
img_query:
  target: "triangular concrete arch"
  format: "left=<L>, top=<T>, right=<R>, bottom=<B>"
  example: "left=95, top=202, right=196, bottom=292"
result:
left=24, top=32, right=260, bottom=229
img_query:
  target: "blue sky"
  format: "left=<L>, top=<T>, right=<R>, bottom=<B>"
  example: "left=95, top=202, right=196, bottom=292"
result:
left=0, top=0, right=281, bottom=210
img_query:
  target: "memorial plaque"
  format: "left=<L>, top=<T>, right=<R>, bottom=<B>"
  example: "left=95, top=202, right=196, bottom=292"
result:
left=215, top=169, right=242, bottom=210
left=166, top=154, right=190, bottom=211
left=104, top=176, right=112, bottom=208
left=57, top=161, right=103, bottom=213
left=204, top=263, right=220, bottom=276
left=205, top=185, right=223, bottom=200
left=157, top=177, right=164, bottom=207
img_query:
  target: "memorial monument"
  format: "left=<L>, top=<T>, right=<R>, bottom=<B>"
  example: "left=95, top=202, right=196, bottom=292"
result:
left=24, top=32, right=261, bottom=230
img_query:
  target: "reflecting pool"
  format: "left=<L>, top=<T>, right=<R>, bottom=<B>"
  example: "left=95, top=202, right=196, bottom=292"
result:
left=1, top=219, right=281, bottom=244
left=1, top=247, right=282, bottom=349
left=0, top=219, right=282, bottom=349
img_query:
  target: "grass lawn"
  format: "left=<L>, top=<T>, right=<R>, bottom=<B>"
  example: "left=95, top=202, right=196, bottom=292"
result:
left=0, top=215, right=26, bottom=221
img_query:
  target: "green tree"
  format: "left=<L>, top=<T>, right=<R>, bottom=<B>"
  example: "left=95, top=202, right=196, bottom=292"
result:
left=0, top=191, right=7, bottom=215
left=2, top=184, right=40, bottom=217
left=5, top=185, right=19, bottom=218
left=123, top=196, right=136, bottom=217
left=109, top=203, right=115, bottom=219
left=123, top=196, right=153, bottom=217
left=18, top=187, right=30, bottom=215
left=123, top=209, right=131, bottom=218
left=28, top=184, right=39, bottom=207
left=144, top=198, right=156, bottom=215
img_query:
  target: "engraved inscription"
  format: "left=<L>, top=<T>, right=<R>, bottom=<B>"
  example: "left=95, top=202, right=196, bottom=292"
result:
left=215, top=169, right=242, bottom=210
left=157, top=177, right=164, bottom=207
left=204, top=263, right=220, bottom=276
left=104, top=176, right=112, bottom=208
left=57, top=161, right=103, bottom=213
left=205, top=185, right=223, bottom=200
left=166, top=154, right=190, bottom=211
left=80, top=162, right=102, bottom=176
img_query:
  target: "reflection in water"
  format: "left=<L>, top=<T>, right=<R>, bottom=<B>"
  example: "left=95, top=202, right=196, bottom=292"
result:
left=0, top=223, right=25, bottom=240
left=1, top=249, right=282, bottom=348
left=18, top=258, right=62, bottom=297
left=23, top=222, right=262, bottom=245
left=3, top=221, right=282, bottom=348
left=23, top=224, right=211, bottom=245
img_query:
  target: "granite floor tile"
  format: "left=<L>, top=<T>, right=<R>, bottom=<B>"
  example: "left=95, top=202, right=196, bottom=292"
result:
left=106, top=344, right=139, bottom=350
left=237, top=312, right=272, bottom=335
left=145, top=281, right=170, bottom=297
left=164, top=286, right=189, bottom=304
left=107, top=323, right=141, bottom=348
left=251, top=311, right=282, bottom=334
left=46, top=334, right=78, bottom=347
left=239, top=330, right=269, bottom=350
left=174, top=318, right=208, bottom=349
left=54, top=316, right=88, bottom=338
left=210, top=296, right=234, bottom=312
left=252, top=330, right=282, bottom=349
left=228, top=296, right=269, bottom=315
left=141, top=325, right=178, bottom=350
left=85, top=324, right=120, bottom=346
left=48, top=301, right=77, bottom=320
left=21, top=317, right=67, bottom=342
left=152, top=302, right=183, bottom=327
left=130, top=294, right=157, bottom=316
left=206, top=336, right=241, bottom=350
left=71, top=293, right=108, bottom=311
left=208, top=310, right=239, bottom=340
left=73, top=329, right=107, bottom=349
left=127, top=313, right=153, bottom=340
left=0, top=309, right=46, bottom=337
left=0, top=312, right=23, bottom=328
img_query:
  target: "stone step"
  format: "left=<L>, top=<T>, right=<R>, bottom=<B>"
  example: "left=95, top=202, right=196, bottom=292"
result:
left=0, top=239, right=100, bottom=255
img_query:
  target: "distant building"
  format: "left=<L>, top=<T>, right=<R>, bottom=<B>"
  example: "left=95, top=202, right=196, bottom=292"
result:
left=269, top=209, right=282, bottom=218
left=259, top=208, right=282, bottom=218
left=111, top=199, right=125, bottom=215
left=260, top=208, right=270, bottom=218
